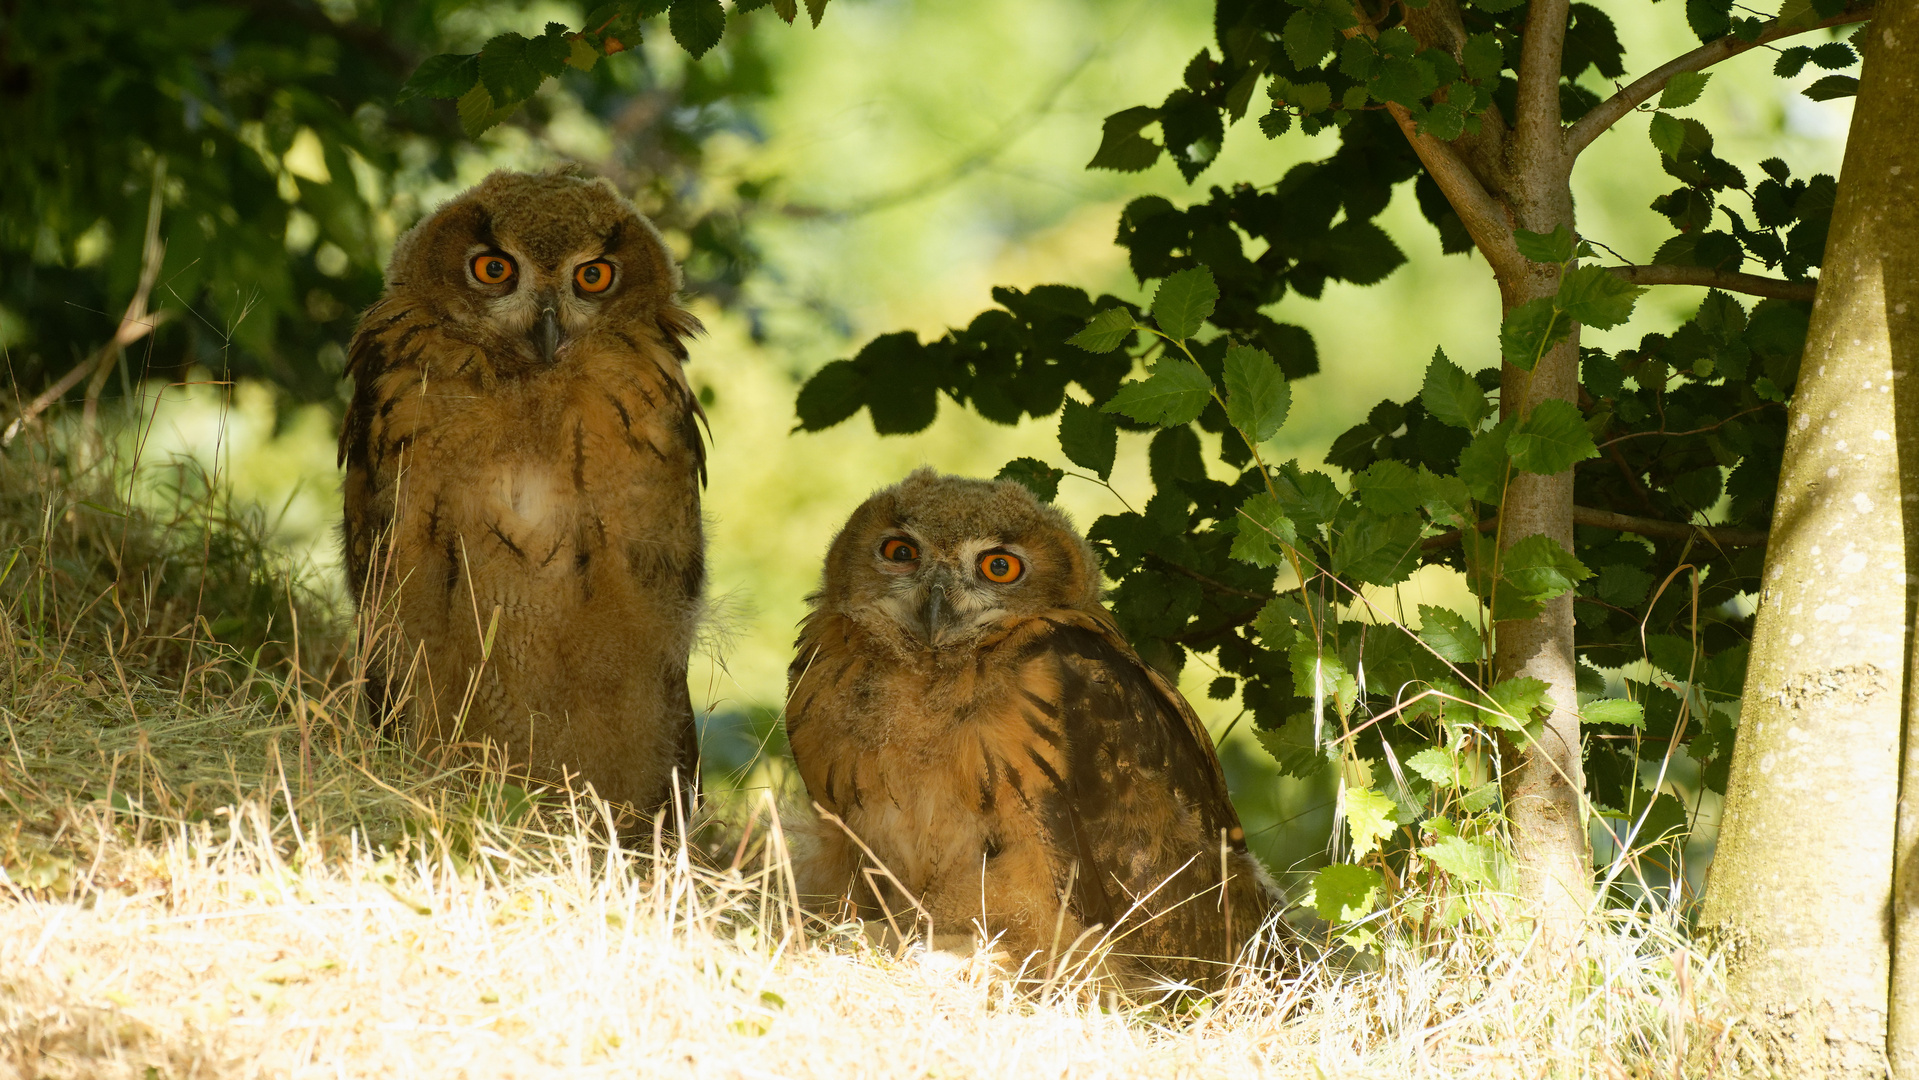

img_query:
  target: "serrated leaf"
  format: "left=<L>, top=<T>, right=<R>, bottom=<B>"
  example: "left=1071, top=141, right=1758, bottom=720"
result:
left=1291, top=639, right=1358, bottom=720
left=1460, top=781, right=1501, bottom=811
left=1484, top=675, right=1551, bottom=732
left=1802, top=75, right=1858, bottom=101
left=996, top=457, right=1063, bottom=502
left=1223, top=346, right=1291, bottom=443
left=670, top=0, right=726, bottom=58
left=1501, top=533, right=1593, bottom=605
left=1258, top=109, right=1295, bottom=138
left=1252, top=597, right=1305, bottom=649
left=403, top=53, right=480, bottom=101
left=1456, top=417, right=1513, bottom=504
left=1462, top=32, right=1504, bottom=80
left=1334, top=510, right=1423, bottom=586
left=1230, top=493, right=1298, bottom=567
left=1150, top=267, right=1219, bottom=342
left=456, top=82, right=517, bottom=137
left=1069, top=307, right=1137, bottom=353
left=1257, top=714, right=1325, bottom=778
left=1283, top=8, right=1339, bottom=71
left=770, top=0, right=799, bottom=22
left=1508, top=399, right=1599, bottom=474
left=478, top=34, right=545, bottom=104
left=566, top=36, right=601, bottom=71
left=1310, top=863, right=1382, bottom=922
left=1514, top=225, right=1576, bottom=265
left=1421, top=835, right=1497, bottom=886
left=1417, top=605, right=1482, bottom=664
left=1648, top=111, right=1687, bottom=158
left=1557, top=265, right=1644, bottom=329
left=1500, top=297, right=1567, bottom=371
left=1058, top=399, right=1118, bottom=479
left=1346, top=787, right=1399, bottom=861
left=1584, top=698, right=1646, bottom=728
left=1101, top=363, right=1214, bottom=427
left=1659, top=70, right=1712, bottom=109
left=1597, top=563, right=1654, bottom=607
left=1352, top=459, right=1423, bottom=516
left=804, top=0, right=829, bottom=27
left=1088, top=106, right=1163, bottom=172
left=1420, top=347, right=1488, bottom=430
left=1405, top=747, right=1457, bottom=785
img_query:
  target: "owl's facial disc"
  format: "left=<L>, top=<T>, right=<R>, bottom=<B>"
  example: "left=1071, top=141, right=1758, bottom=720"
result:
left=870, top=532, right=1027, bottom=649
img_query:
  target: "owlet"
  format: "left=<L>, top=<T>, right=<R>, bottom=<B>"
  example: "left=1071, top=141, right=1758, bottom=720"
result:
left=339, top=168, right=705, bottom=819
left=786, top=469, right=1275, bottom=991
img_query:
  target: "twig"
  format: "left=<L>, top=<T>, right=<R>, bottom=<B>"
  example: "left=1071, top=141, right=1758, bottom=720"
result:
left=1566, top=5, right=1876, bottom=156
left=1423, top=507, right=1768, bottom=549
left=1604, top=264, right=1816, bottom=302
left=1384, top=102, right=1524, bottom=278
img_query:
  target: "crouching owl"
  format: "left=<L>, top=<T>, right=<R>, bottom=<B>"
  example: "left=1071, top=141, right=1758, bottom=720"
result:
left=786, top=469, right=1275, bottom=991
left=339, top=168, right=705, bottom=819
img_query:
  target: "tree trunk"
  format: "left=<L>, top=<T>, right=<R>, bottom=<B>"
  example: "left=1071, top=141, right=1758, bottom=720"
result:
left=1700, top=5, right=1917, bottom=1073
left=1489, top=0, right=1592, bottom=956
left=1869, top=2, right=1919, bottom=1074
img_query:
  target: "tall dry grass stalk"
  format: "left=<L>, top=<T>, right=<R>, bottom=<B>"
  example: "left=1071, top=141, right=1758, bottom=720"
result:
left=0, top=413, right=1762, bottom=1078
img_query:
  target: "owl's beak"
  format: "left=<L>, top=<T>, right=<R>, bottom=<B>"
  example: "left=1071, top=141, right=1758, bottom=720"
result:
left=532, top=304, right=562, bottom=363
left=913, top=579, right=963, bottom=648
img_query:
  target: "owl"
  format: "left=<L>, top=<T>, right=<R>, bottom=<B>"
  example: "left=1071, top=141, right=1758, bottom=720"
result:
left=785, top=469, right=1275, bottom=991
left=338, top=168, right=705, bottom=819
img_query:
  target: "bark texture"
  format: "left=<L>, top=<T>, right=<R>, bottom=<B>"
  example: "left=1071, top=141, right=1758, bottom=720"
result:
left=1700, top=6, right=1918, bottom=1074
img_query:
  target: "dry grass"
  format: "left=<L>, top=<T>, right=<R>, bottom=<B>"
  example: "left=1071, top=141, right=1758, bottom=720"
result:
left=0, top=431, right=1762, bottom=1079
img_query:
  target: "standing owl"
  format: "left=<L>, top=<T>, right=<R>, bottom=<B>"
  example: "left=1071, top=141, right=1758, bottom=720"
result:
left=339, top=168, right=705, bottom=818
left=786, top=469, right=1275, bottom=991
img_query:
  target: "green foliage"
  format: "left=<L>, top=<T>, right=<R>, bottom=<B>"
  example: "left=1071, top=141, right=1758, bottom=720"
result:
left=792, top=0, right=1829, bottom=925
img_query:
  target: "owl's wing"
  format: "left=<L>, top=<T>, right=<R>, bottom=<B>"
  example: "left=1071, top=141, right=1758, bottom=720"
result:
left=1018, top=608, right=1268, bottom=976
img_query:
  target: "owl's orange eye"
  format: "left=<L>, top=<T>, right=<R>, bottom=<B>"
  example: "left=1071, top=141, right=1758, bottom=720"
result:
left=978, top=552, right=1023, bottom=584
left=574, top=260, right=615, bottom=293
left=471, top=253, right=515, bottom=285
left=880, top=538, right=919, bottom=563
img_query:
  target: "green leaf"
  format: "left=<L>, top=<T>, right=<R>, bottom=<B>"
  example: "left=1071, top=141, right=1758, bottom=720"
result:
left=1290, top=639, right=1358, bottom=720
left=1484, top=676, right=1550, bottom=732
left=1333, top=509, right=1423, bottom=586
left=1101, top=363, right=1214, bottom=427
left=1802, top=75, right=1858, bottom=101
left=1088, top=106, right=1163, bottom=172
left=1659, top=70, right=1712, bottom=109
left=1405, top=747, right=1458, bottom=785
left=1419, top=347, right=1488, bottom=430
left=794, top=359, right=865, bottom=431
left=456, top=82, right=517, bottom=138
left=1252, top=597, right=1304, bottom=649
left=669, top=0, right=727, bottom=58
left=1223, top=346, right=1292, bottom=442
left=403, top=53, right=479, bottom=101
left=1283, top=8, right=1340, bottom=71
left=1514, top=225, right=1576, bottom=265
left=1461, top=33, right=1504, bottom=80
left=1597, top=563, right=1654, bottom=607
left=996, top=458, right=1063, bottom=502
left=1417, top=605, right=1482, bottom=664
left=1584, top=698, right=1646, bottom=728
left=1459, top=781, right=1501, bottom=812
left=1508, top=399, right=1599, bottom=474
left=1272, top=462, right=1345, bottom=527
left=1058, top=399, right=1118, bottom=479
left=567, top=35, right=601, bottom=71
left=1502, top=534, right=1593, bottom=605
left=1310, top=863, right=1383, bottom=922
left=1557, top=265, right=1644, bottom=329
left=478, top=33, right=545, bottom=105
left=1500, top=297, right=1567, bottom=371
left=804, top=0, right=829, bottom=27
left=1421, top=835, right=1497, bottom=886
left=1230, top=493, right=1298, bottom=568
left=1648, top=111, right=1687, bottom=158
left=1346, top=787, right=1399, bottom=860
left=1150, top=266, right=1219, bottom=342
left=1456, top=417, right=1514, bottom=504
left=1351, top=459, right=1423, bottom=516
left=1258, top=713, right=1325, bottom=778
left=1069, top=307, right=1137, bottom=353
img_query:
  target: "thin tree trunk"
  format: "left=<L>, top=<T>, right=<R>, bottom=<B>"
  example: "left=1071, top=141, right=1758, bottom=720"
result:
left=1489, top=0, right=1591, bottom=955
left=1700, top=6, right=1915, bottom=1073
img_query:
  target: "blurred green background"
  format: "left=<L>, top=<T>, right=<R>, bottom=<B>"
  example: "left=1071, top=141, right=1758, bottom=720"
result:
left=3, top=0, right=1855, bottom=881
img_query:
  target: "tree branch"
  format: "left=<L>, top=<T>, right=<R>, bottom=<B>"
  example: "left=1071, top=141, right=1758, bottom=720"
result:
left=1566, top=6, right=1875, bottom=157
left=1515, top=0, right=1571, bottom=160
left=1384, top=102, right=1523, bottom=277
left=1606, top=264, right=1818, bottom=301
left=1423, top=506, right=1769, bottom=550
